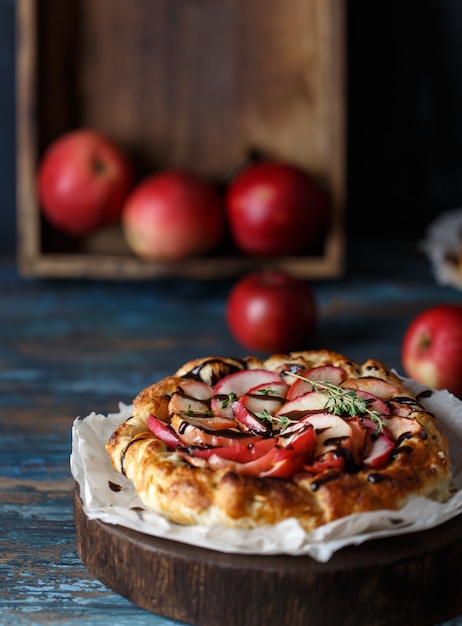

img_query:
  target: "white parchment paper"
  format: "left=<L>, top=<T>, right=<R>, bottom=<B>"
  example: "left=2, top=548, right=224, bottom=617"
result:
left=420, top=207, right=462, bottom=289
left=70, top=378, right=462, bottom=562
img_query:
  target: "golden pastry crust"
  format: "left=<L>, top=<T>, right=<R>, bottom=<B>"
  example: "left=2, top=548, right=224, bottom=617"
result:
left=105, top=350, right=452, bottom=532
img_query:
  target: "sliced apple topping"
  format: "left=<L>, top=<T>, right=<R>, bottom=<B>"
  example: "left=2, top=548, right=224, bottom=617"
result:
left=387, top=398, right=417, bottom=417
left=286, top=365, right=347, bottom=400
left=385, top=415, right=423, bottom=441
left=178, top=437, right=278, bottom=472
left=274, top=390, right=328, bottom=422
left=144, top=367, right=428, bottom=479
left=341, top=376, right=401, bottom=401
left=345, top=415, right=370, bottom=465
left=192, top=437, right=277, bottom=462
left=168, top=380, right=214, bottom=417
left=230, top=399, right=270, bottom=434
left=170, top=412, right=260, bottom=448
left=341, top=388, right=390, bottom=418
left=363, top=432, right=395, bottom=469
left=211, top=369, right=284, bottom=418
left=168, top=379, right=238, bottom=429
left=147, top=415, right=182, bottom=449
left=234, top=380, right=289, bottom=434
left=305, top=413, right=353, bottom=456
left=279, top=373, right=389, bottom=434
left=207, top=426, right=317, bottom=478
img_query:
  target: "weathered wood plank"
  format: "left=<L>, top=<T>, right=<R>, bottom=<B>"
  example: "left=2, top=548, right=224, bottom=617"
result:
left=2, top=240, right=462, bottom=624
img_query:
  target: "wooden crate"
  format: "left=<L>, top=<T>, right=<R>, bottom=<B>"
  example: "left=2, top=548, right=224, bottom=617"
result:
left=16, top=0, right=346, bottom=280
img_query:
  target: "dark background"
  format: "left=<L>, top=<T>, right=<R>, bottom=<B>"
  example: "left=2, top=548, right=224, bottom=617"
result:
left=0, top=0, right=15, bottom=255
left=2, top=0, right=462, bottom=256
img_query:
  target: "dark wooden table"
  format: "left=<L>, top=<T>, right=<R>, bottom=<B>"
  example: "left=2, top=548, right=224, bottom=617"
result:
left=1, top=239, right=462, bottom=626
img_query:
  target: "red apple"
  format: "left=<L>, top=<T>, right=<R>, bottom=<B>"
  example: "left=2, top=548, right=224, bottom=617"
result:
left=226, top=269, right=317, bottom=353
left=37, top=129, right=134, bottom=236
left=401, top=304, right=462, bottom=397
left=225, top=160, right=330, bottom=256
left=122, top=171, right=225, bottom=260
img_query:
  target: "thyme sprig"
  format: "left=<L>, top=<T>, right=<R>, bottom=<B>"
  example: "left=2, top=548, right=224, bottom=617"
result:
left=219, top=391, right=237, bottom=408
left=182, top=391, right=237, bottom=418
left=283, top=371, right=388, bottom=435
left=185, top=406, right=214, bottom=418
left=255, top=387, right=276, bottom=396
left=255, top=408, right=298, bottom=433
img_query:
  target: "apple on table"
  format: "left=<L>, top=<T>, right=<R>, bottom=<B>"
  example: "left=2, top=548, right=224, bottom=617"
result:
left=226, top=269, right=317, bottom=353
left=37, top=129, right=134, bottom=236
left=401, top=304, right=462, bottom=398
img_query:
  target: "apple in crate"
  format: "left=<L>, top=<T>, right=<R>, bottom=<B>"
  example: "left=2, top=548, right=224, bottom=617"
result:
left=226, top=269, right=317, bottom=353
left=225, top=160, right=330, bottom=256
left=401, top=303, right=462, bottom=397
left=122, top=171, right=225, bottom=260
left=37, top=129, right=134, bottom=236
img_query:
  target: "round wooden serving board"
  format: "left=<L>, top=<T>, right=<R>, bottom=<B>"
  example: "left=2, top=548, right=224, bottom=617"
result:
left=74, top=484, right=462, bottom=626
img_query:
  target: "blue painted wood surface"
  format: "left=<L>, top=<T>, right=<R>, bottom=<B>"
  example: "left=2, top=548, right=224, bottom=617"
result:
left=1, top=240, right=462, bottom=625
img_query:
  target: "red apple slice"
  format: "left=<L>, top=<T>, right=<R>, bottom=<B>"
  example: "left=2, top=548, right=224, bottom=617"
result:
left=147, top=415, right=182, bottom=449
left=168, top=380, right=213, bottom=417
left=276, top=421, right=316, bottom=448
left=304, top=449, right=346, bottom=474
left=361, top=416, right=390, bottom=437
left=178, top=436, right=275, bottom=468
left=234, top=381, right=289, bottom=433
left=207, top=425, right=317, bottom=478
left=170, top=413, right=258, bottom=448
left=345, top=415, right=369, bottom=464
left=211, top=369, right=284, bottom=418
left=180, top=414, right=240, bottom=431
left=274, top=390, right=328, bottom=421
left=233, top=399, right=271, bottom=434
left=341, top=388, right=390, bottom=417
left=387, top=398, right=415, bottom=417
left=363, top=433, right=395, bottom=469
left=180, top=379, right=214, bottom=401
left=341, top=377, right=401, bottom=400
left=304, top=415, right=369, bottom=472
left=306, top=413, right=353, bottom=456
left=262, top=427, right=317, bottom=477
left=286, top=365, right=347, bottom=400
left=244, top=381, right=289, bottom=414
left=385, top=415, right=422, bottom=441
left=190, top=437, right=276, bottom=463
left=206, top=448, right=277, bottom=476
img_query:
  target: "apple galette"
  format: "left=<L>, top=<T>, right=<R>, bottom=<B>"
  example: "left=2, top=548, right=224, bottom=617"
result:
left=105, top=350, right=452, bottom=532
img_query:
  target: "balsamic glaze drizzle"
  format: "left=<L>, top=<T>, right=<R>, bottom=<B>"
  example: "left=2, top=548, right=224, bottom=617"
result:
left=389, top=445, right=413, bottom=462
left=183, top=358, right=247, bottom=385
left=311, top=471, right=342, bottom=491
left=179, top=420, right=253, bottom=439
left=120, top=436, right=151, bottom=476
left=175, top=386, right=212, bottom=410
left=367, top=473, right=388, bottom=484
left=416, top=388, right=434, bottom=400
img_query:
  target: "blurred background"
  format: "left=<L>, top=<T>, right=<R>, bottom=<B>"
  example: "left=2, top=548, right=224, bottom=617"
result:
left=2, top=0, right=462, bottom=257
